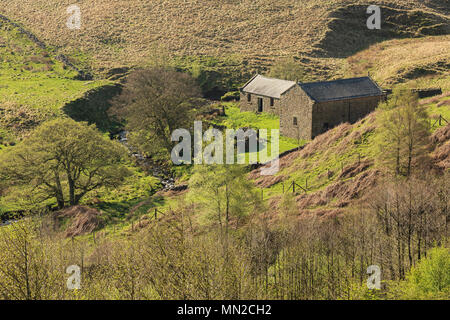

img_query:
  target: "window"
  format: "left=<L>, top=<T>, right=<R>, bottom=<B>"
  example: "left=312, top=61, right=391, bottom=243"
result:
left=247, top=94, right=251, bottom=102
left=293, top=117, right=298, bottom=126
left=270, top=98, right=274, bottom=107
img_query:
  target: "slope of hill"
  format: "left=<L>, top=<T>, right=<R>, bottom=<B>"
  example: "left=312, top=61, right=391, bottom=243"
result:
left=0, top=0, right=449, bottom=216
left=0, top=0, right=448, bottom=77
left=341, top=35, right=450, bottom=90
left=0, top=16, right=109, bottom=141
left=313, top=3, right=450, bottom=58
left=249, top=92, right=450, bottom=219
left=81, top=92, right=448, bottom=234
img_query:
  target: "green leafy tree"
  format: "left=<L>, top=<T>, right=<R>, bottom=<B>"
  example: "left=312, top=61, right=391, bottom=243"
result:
left=377, top=88, right=430, bottom=176
left=391, top=246, right=450, bottom=299
left=0, top=118, right=129, bottom=210
left=188, top=165, right=260, bottom=238
left=407, top=247, right=449, bottom=297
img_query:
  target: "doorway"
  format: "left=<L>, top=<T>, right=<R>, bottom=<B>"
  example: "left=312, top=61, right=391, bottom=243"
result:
left=257, top=98, right=263, bottom=112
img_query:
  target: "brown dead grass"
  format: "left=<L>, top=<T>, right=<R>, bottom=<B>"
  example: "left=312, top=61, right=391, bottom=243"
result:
left=338, top=159, right=374, bottom=179
left=268, top=195, right=282, bottom=211
left=296, top=192, right=328, bottom=210
left=431, top=126, right=450, bottom=170
left=324, top=169, right=381, bottom=202
left=56, top=205, right=103, bottom=238
left=346, top=36, right=450, bottom=89
left=431, top=123, right=450, bottom=145
left=295, top=169, right=382, bottom=211
left=1, top=0, right=437, bottom=74
left=432, top=142, right=450, bottom=170
left=437, top=100, right=450, bottom=107
left=253, top=175, right=285, bottom=188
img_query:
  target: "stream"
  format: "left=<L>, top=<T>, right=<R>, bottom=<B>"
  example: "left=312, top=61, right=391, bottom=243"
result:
left=118, top=131, right=176, bottom=191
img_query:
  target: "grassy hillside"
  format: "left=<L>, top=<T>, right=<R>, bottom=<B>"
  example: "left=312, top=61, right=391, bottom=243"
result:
left=0, top=0, right=448, bottom=302
left=341, top=35, right=450, bottom=90
left=249, top=92, right=450, bottom=218
left=81, top=92, right=448, bottom=235
left=0, top=16, right=109, bottom=142
left=0, top=0, right=447, bottom=77
left=0, top=0, right=448, bottom=224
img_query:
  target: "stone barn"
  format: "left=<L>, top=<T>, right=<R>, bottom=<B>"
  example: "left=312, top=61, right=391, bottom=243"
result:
left=240, top=75, right=385, bottom=140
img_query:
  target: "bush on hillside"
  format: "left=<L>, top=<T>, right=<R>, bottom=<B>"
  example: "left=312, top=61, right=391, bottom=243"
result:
left=221, top=91, right=240, bottom=102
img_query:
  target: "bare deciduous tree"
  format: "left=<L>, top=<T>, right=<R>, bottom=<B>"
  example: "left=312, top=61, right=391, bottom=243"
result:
left=110, top=68, right=204, bottom=160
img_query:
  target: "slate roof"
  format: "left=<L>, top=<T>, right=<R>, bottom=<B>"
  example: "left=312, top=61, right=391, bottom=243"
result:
left=299, top=77, right=384, bottom=102
left=241, top=75, right=296, bottom=99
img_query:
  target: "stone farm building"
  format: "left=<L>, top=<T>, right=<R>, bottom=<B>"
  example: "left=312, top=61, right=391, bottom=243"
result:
left=239, top=75, right=386, bottom=140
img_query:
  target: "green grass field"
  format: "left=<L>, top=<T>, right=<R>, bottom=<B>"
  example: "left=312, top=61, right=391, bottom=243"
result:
left=212, top=103, right=305, bottom=158
left=0, top=18, right=110, bottom=140
left=424, top=94, right=450, bottom=129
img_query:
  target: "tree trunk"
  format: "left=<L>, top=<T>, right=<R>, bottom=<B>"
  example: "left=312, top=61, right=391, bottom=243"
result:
left=54, top=171, right=65, bottom=209
left=68, top=175, right=75, bottom=206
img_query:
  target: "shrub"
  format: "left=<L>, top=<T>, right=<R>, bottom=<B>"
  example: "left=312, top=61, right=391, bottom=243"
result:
left=398, top=246, right=450, bottom=299
left=221, top=91, right=240, bottom=102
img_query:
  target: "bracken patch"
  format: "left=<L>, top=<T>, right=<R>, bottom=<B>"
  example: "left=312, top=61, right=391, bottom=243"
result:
left=253, top=175, right=285, bottom=188
left=56, top=205, right=103, bottom=238
left=431, top=123, right=450, bottom=145
left=338, top=159, right=374, bottom=180
left=432, top=141, right=450, bottom=171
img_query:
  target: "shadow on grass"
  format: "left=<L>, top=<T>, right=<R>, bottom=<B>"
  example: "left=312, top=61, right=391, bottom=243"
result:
left=62, top=83, right=123, bottom=134
left=93, top=195, right=167, bottom=222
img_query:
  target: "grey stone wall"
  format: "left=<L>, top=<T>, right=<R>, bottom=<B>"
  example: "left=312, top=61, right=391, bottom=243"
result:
left=279, top=85, right=314, bottom=141
left=239, top=92, right=281, bottom=116
left=311, top=95, right=383, bottom=138
left=241, top=88, right=384, bottom=141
